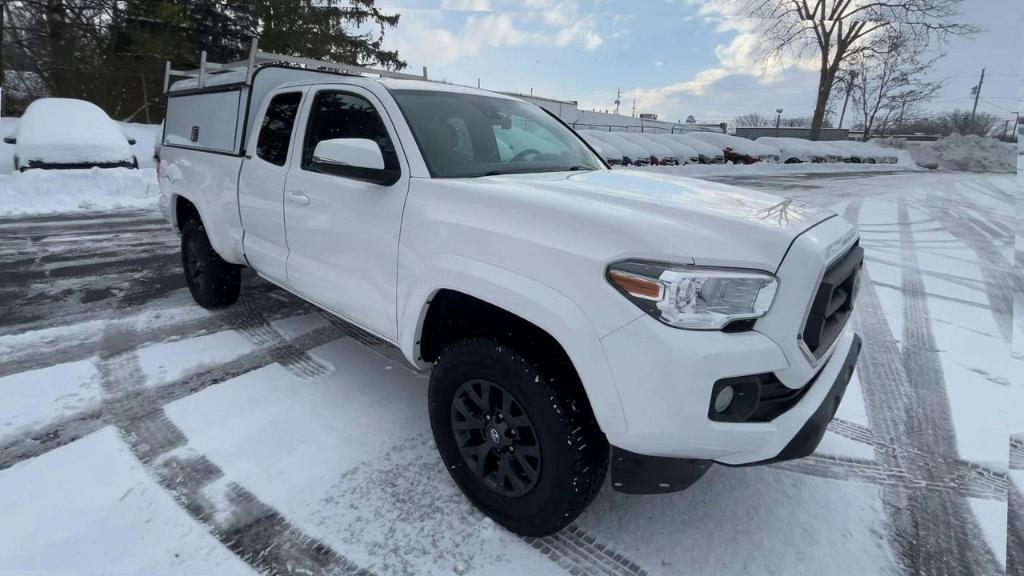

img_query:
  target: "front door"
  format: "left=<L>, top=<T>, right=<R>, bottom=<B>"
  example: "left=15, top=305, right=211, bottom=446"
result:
left=283, top=85, right=410, bottom=341
left=238, top=88, right=306, bottom=284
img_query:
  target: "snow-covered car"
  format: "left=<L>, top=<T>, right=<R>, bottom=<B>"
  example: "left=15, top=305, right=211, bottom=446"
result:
left=160, top=50, right=863, bottom=537
left=755, top=137, right=825, bottom=164
left=668, top=133, right=726, bottom=164
left=687, top=132, right=781, bottom=164
left=3, top=98, right=138, bottom=171
left=644, top=133, right=700, bottom=164
left=826, top=140, right=898, bottom=164
left=615, top=132, right=679, bottom=165
left=577, top=131, right=624, bottom=166
left=581, top=130, right=651, bottom=166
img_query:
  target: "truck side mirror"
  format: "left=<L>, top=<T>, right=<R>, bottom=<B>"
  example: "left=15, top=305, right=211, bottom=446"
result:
left=313, top=138, right=385, bottom=170
left=309, top=138, right=399, bottom=186
left=3, top=136, right=15, bottom=145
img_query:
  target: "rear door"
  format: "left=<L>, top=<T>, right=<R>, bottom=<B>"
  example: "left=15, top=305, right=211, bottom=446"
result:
left=239, top=87, right=307, bottom=284
left=282, top=84, right=410, bottom=341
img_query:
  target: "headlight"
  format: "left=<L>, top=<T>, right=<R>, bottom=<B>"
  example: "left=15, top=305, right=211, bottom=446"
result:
left=607, top=261, right=778, bottom=330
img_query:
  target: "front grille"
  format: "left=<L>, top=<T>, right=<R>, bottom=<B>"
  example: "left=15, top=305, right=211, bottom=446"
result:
left=802, top=242, right=863, bottom=359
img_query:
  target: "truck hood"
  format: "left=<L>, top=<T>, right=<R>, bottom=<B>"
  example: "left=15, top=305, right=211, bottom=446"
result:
left=478, top=169, right=835, bottom=270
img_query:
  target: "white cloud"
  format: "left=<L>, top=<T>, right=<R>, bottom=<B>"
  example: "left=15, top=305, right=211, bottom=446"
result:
left=621, top=0, right=821, bottom=121
left=440, top=0, right=491, bottom=11
left=385, top=1, right=603, bottom=66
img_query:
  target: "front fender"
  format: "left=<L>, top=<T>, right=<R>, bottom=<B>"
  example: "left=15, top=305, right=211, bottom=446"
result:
left=398, top=254, right=628, bottom=435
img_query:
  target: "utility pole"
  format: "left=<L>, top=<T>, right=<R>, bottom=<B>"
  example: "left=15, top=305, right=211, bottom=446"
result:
left=613, top=88, right=621, bottom=115
left=969, top=68, right=985, bottom=128
left=631, top=98, right=636, bottom=118
left=838, top=71, right=857, bottom=129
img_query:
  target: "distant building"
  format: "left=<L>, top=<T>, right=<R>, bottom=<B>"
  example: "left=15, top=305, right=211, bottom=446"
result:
left=733, top=126, right=850, bottom=141
left=501, top=91, right=723, bottom=134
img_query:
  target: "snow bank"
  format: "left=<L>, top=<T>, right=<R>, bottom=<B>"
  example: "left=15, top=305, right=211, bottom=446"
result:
left=119, top=121, right=162, bottom=169
left=874, top=134, right=1015, bottom=173
left=0, top=167, right=158, bottom=216
left=15, top=98, right=133, bottom=166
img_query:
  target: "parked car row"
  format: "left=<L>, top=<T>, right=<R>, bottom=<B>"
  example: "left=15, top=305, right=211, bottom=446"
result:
left=577, top=129, right=898, bottom=166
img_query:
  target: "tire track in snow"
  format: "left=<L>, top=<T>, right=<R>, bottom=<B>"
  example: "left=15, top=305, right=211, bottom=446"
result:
left=848, top=198, right=1003, bottom=575
left=0, top=319, right=343, bottom=471
left=827, top=417, right=875, bottom=445
left=524, top=525, right=649, bottom=576
left=1010, top=438, right=1024, bottom=576
left=920, top=198, right=1015, bottom=344
left=0, top=283, right=302, bottom=379
left=229, top=291, right=333, bottom=380
left=96, top=277, right=376, bottom=576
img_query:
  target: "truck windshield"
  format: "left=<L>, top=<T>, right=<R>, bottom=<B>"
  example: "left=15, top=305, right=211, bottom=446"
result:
left=391, top=90, right=604, bottom=178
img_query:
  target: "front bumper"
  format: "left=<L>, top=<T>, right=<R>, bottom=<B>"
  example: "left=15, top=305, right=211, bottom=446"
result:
left=610, top=333, right=861, bottom=494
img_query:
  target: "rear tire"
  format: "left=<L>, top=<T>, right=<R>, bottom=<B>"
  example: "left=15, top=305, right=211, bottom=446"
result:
left=429, top=338, right=608, bottom=536
left=181, top=218, right=240, bottom=309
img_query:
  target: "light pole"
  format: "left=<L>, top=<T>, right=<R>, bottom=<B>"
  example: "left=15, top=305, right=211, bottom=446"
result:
left=775, top=108, right=783, bottom=136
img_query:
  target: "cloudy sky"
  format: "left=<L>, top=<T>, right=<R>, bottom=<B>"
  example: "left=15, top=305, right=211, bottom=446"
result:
left=377, top=0, right=1021, bottom=126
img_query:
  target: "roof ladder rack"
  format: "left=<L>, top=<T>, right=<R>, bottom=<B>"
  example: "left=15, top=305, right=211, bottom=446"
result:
left=164, top=37, right=428, bottom=93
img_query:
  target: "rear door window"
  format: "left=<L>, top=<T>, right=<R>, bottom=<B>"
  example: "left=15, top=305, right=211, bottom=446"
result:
left=255, top=92, right=302, bottom=166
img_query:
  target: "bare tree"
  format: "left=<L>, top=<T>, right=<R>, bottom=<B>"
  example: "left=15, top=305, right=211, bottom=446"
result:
left=732, top=112, right=829, bottom=128
left=842, top=28, right=943, bottom=140
left=733, top=113, right=775, bottom=127
left=737, top=0, right=975, bottom=139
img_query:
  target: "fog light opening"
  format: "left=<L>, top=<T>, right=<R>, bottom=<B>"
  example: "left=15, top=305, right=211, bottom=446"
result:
left=714, top=385, right=735, bottom=414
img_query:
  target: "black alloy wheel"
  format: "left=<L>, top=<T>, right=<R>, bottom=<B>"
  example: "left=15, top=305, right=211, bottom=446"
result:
left=450, top=378, right=541, bottom=498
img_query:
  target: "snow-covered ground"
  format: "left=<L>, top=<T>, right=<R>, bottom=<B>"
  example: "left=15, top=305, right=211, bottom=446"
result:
left=0, top=170, right=1017, bottom=575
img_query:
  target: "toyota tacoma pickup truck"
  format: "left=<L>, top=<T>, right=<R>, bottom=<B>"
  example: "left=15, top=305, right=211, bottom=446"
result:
left=158, top=47, right=863, bottom=537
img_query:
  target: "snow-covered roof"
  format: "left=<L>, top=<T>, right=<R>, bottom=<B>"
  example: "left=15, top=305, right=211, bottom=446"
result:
left=581, top=131, right=651, bottom=161
left=617, top=133, right=677, bottom=159
left=578, top=132, right=623, bottom=162
left=671, top=134, right=725, bottom=158
left=15, top=98, right=133, bottom=165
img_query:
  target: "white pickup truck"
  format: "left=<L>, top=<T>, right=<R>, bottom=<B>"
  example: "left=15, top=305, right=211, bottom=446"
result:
left=158, top=49, right=863, bottom=536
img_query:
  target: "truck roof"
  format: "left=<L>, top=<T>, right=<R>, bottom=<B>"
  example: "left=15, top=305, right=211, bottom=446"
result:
left=170, top=66, right=520, bottom=102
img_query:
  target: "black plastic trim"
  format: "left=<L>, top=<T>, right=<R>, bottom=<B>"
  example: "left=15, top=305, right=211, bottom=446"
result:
left=160, top=143, right=245, bottom=158
left=167, top=82, right=246, bottom=97
left=610, top=447, right=712, bottom=494
left=731, top=333, right=862, bottom=467
left=24, top=159, right=138, bottom=170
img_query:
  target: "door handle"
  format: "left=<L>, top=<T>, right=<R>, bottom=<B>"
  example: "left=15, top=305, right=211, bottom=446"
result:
left=287, top=190, right=310, bottom=206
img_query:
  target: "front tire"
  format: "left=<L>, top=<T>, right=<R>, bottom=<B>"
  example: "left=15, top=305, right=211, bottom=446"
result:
left=181, top=218, right=240, bottom=309
left=429, top=338, right=608, bottom=536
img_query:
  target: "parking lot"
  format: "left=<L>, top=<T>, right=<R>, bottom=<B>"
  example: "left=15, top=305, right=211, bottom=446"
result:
left=0, top=170, right=1019, bottom=575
